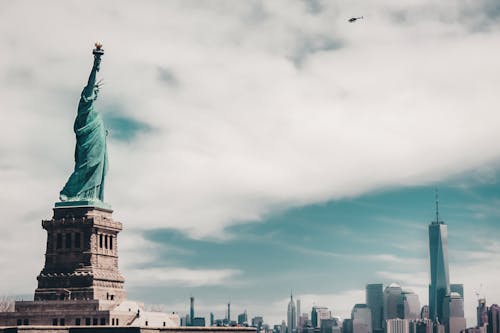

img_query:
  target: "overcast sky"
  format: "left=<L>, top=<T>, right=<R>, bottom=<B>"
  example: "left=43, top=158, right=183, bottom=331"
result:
left=1, top=0, right=500, bottom=327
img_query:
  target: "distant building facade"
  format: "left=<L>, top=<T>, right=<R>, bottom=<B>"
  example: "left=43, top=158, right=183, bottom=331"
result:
left=288, top=294, right=297, bottom=333
left=192, top=317, right=206, bottom=327
left=385, top=284, right=403, bottom=320
left=367, top=284, right=384, bottom=333
left=239, top=311, right=248, bottom=326
left=312, top=306, right=331, bottom=328
left=401, top=291, right=421, bottom=320
left=320, top=318, right=341, bottom=333
left=351, top=304, right=372, bottom=333
left=386, top=319, right=410, bottom=333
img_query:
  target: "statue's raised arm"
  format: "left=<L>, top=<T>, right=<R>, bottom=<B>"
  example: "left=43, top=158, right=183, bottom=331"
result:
left=59, top=43, right=109, bottom=205
left=81, top=43, right=103, bottom=104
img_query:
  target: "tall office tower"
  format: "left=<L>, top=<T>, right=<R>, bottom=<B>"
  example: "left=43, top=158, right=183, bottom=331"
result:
left=299, top=314, right=310, bottom=329
left=428, top=192, right=450, bottom=322
left=288, top=293, right=297, bottom=333
left=386, top=319, right=410, bottom=333
left=228, top=302, right=231, bottom=322
left=384, top=283, right=403, bottom=320
left=343, top=319, right=353, bottom=333
left=477, top=299, right=488, bottom=327
left=238, top=311, right=248, bottom=325
left=401, top=290, right=421, bottom=319
left=297, top=300, right=301, bottom=328
left=282, top=320, right=287, bottom=333
left=367, top=284, right=384, bottom=333
left=312, top=306, right=331, bottom=328
left=190, top=296, right=195, bottom=326
left=442, top=293, right=465, bottom=333
left=450, top=285, right=464, bottom=300
left=210, top=312, right=215, bottom=326
left=351, top=304, right=372, bottom=333
left=320, top=318, right=341, bottom=333
left=488, top=304, right=500, bottom=333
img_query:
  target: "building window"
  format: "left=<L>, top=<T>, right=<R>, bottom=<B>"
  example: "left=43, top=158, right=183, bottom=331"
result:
left=100, top=318, right=106, bottom=325
left=56, top=234, right=62, bottom=249
left=105, top=235, right=108, bottom=249
left=17, top=319, right=22, bottom=326
left=75, top=233, right=81, bottom=248
left=112, top=318, right=115, bottom=325
left=60, top=318, right=65, bottom=326
left=110, top=236, right=113, bottom=250
left=145, top=321, right=149, bottom=326
left=76, top=318, right=81, bottom=326
left=116, top=319, right=119, bottom=325
left=65, top=233, right=72, bottom=249
left=163, top=322, right=166, bottom=327
left=93, top=318, right=98, bottom=325
left=85, top=318, right=91, bottom=325
left=23, top=319, right=29, bottom=325
left=99, top=234, right=103, bottom=248
left=52, top=318, right=58, bottom=326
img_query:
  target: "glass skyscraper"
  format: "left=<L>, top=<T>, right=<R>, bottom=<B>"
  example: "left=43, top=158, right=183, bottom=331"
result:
left=288, top=293, right=297, bottom=333
left=366, top=284, right=384, bottom=333
left=428, top=206, right=450, bottom=322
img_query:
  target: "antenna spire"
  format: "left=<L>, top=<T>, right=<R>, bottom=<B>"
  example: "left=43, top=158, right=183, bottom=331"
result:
left=435, top=188, right=440, bottom=223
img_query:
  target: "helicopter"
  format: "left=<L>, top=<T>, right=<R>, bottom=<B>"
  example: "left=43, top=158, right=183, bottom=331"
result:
left=348, top=16, right=364, bottom=22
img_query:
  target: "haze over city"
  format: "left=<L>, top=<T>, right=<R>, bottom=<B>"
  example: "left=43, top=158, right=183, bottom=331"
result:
left=1, top=0, right=500, bottom=329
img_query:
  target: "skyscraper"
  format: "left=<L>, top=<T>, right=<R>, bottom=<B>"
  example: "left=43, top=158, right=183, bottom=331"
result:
left=297, top=299, right=301, bottom=328
left=477, top=299, right=487, bottom=327
left=238, top=311, right=248, bottom=325
left=442, top=293, right=466, bottom=333
left=401, top=290, right=421, bottom=320
left=386, top=319, right=410, bottom=333
left=428, top=192, right=450, bottom=322
left=351, top=304, right=372, bottom=333
left=312, top=306, right=331, bottom=328
left=384, top=283, right=403, bottom=320
left=190, top=296, right=195, bottom=326
left=366, top=283, right=384, bottom=333
left=288, top=293, right=297, bottom=333
left=488, top=304, right=500, bottom=333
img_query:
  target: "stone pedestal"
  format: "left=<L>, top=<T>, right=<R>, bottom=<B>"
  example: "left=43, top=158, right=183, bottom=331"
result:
left=34, top=205, right=125, bottom=303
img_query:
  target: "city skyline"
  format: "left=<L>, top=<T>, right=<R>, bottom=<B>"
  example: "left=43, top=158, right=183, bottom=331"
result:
left=1, top=0, right=500, bottom=331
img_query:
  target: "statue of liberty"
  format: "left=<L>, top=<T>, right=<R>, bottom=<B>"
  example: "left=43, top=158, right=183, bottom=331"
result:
left=59, top=43, right=108, bottom=204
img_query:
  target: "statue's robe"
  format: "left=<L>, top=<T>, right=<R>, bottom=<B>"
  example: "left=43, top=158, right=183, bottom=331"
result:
left=60, top=84, right=108, bottom=202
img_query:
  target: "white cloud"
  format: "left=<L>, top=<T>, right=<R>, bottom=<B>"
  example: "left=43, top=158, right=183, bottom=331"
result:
left=119, top=233, right=241, bottom=288
left=1, top=0, right=500, bottom=239
left=126, top=267, right=242, bottom=288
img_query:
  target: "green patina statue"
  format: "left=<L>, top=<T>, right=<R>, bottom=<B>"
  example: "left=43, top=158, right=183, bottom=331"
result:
left=58, top=43, right=108, bottom=206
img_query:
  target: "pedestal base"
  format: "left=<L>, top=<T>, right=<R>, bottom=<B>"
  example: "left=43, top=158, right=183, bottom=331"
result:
left=35, top=205, right=125, bottom=303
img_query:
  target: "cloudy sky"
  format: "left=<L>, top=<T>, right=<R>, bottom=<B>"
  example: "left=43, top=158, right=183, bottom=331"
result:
left=1, top=0, right=500, bottom=327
